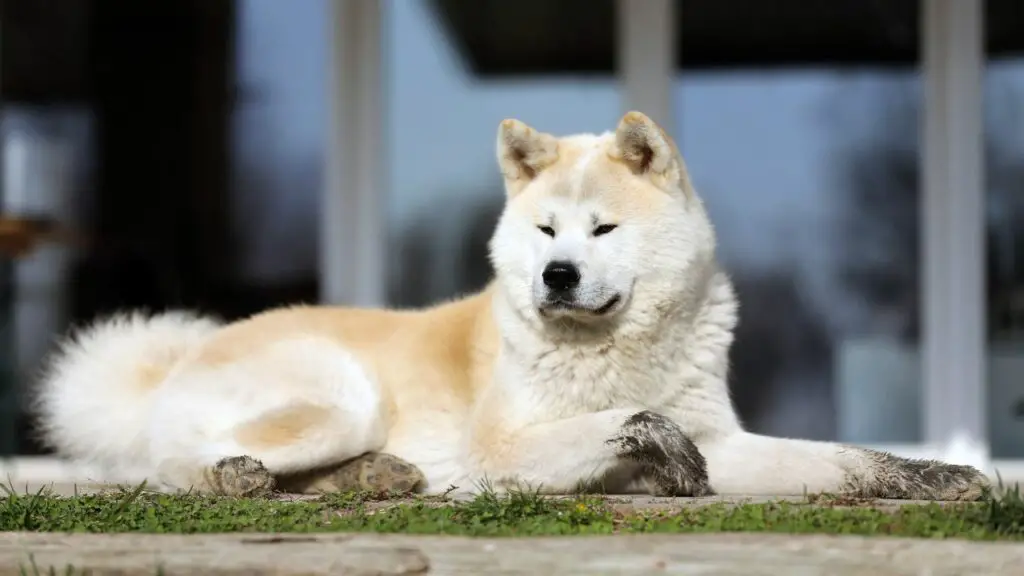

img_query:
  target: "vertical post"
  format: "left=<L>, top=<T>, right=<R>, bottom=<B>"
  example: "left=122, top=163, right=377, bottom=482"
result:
left=921, top=0, right=988, bottom=469
left=322, top=0, right=387, bottom=307
left=616, top=0, right=675, bottom=132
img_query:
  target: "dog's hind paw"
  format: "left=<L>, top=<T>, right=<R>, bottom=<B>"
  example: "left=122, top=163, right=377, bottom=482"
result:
left=206, top=455, right=277, bottom=498
left=276, top=452, right=427, bottom=495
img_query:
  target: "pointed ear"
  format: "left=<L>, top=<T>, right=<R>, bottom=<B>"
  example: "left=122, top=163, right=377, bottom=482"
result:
left=610, top=111, right=687, bottom=187
left=496, top=119, right=559, bottom=196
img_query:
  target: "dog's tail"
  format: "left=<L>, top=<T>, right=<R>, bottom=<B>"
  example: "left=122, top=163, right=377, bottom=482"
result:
left=30, top=311, right=221, bottom=471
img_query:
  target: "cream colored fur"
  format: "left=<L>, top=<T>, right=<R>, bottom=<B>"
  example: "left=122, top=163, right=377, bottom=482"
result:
left=31, top=111, right=986, bottom=500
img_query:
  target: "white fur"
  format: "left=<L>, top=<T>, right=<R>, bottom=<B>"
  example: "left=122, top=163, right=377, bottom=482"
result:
left=148, top=334, right=388, bottom=488
left=32, top=313, right=389, bottom=489
left=30, top=311, right=220, bottom=481
left=477, top=121, right=881, bottom=496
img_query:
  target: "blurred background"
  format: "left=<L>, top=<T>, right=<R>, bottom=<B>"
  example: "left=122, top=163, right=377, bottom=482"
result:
left=0, top=0, right=1022, bottom=478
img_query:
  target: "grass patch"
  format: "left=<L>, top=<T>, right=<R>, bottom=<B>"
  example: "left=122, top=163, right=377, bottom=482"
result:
left=3, top=481, right=1024, bottom=540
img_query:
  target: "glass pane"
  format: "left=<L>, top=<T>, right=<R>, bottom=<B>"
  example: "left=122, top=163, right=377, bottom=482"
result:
left=231, top=0, right=326, bottom=300
left=985, top=58, right=1024, bottom=459
left=0, top=106, right=95, bottom=456
left=675, top=69, right=923, bottom=443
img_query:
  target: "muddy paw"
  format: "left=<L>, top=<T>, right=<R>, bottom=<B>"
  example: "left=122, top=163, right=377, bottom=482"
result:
left=354, top=453, right=427, bottom=494
left=206, top=455, right=276, bottom=498
left=607, top=410, right=712, bottom=497
left=859, top=450, right=990, bottom=501
left=276, top=452, right=426, bottom=495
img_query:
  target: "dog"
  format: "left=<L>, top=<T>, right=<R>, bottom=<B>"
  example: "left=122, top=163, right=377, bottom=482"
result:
left=31, top=111, right=988, bottom=501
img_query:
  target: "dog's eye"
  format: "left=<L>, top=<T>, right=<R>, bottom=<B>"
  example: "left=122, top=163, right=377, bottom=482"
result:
left=537, top=225, right=556, bottom=237
left=593, top=224, right=618, bottom=237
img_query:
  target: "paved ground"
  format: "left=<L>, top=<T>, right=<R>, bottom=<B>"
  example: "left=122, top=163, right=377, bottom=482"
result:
left=3, top=530, right=1023, bottom=575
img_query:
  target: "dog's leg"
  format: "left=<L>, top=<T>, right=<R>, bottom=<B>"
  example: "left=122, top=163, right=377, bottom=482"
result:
left=468, top=409, right=711, bottom=496
left=147, top=335, right=424, bottom=497
left=151, top=401, right=426, bottom=498
left=156, top=451, right=426, bottom=498
left=701, top=431, right=989, bottom=501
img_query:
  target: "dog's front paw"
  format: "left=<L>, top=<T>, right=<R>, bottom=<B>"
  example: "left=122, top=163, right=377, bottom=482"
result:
left=607, top=410, right=712, bottom=497
left=857, top=449, right=990, bottom=501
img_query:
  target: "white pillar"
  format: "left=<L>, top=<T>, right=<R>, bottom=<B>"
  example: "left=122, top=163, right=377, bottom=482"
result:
left=920, top=0, right=988, bottom=469
left=616, top=0, right=675, bottom=131
left=321, top=0, right=387, bottom=307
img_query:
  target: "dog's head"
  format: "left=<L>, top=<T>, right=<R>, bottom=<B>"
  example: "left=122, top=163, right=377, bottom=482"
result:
left=488, top=111, right=718, bottom=328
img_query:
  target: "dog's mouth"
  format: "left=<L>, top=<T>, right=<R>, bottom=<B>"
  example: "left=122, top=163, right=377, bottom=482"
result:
left=539, top=294, right=622, bottom=318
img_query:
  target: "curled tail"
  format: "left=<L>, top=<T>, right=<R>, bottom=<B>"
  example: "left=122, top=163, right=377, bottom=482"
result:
left=30, top=311, right=221, bottom=473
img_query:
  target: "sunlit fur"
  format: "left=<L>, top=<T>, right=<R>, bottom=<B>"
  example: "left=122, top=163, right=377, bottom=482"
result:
left=31, top=111, right=987, bottom=500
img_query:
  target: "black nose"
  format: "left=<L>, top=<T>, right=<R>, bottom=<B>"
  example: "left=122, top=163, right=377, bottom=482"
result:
left=542, top=261, right=581, bottom=292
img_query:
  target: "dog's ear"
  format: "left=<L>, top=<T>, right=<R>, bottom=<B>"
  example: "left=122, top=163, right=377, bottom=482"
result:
left=496, top=119, right=559, bottom=197
left=610, top=111, right=690, bottom=192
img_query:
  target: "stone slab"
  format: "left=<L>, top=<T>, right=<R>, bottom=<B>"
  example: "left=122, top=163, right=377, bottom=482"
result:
left=3, top=531, right=1023, bottom=575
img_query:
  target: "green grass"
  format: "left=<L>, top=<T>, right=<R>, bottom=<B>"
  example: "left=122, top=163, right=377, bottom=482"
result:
left=3, top=480, right=1024, bottom=540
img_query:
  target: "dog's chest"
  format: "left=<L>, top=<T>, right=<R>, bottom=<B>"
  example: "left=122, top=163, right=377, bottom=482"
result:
left=526, top=344, right=681, bottom=414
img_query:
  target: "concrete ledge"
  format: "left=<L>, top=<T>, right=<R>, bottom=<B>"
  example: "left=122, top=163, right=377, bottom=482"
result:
left=0, top=457, right=134, bottom=487
left=2, top=531, right=1024, bottom=575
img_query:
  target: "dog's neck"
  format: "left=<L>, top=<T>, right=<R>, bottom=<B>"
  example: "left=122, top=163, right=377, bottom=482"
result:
left=490, top=265, right=739, bottom=412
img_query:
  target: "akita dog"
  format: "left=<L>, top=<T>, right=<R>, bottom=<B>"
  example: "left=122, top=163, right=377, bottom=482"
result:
left=32, top=111, right=987, bottom=501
